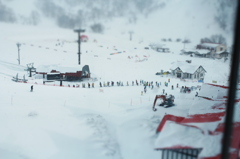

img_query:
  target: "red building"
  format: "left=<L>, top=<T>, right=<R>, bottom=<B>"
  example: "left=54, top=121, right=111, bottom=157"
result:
left=80, top=35, right=88, bottom=42
left=36, top=65, right=90, bottom=81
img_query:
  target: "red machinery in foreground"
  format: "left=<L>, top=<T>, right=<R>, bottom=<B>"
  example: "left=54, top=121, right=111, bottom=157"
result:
left=153, top=95, right=175, bottom=111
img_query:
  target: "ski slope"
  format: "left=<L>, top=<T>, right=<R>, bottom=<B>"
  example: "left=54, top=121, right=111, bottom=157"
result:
left=0, top=2, right=236, bottom=157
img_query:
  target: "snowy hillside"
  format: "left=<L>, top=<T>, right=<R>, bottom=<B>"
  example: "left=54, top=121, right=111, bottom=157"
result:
left=0, top=0, right=237, bottom=44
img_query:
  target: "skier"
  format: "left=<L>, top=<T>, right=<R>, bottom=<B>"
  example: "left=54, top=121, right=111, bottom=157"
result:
left=88, top=83, right=90, bottom=88
left=100, top=82, right=102, bottom=87
left=195, top=92, right=198, bottom=97
left=144, top=87, right=147, bottom=93
left=168, top=78, right=170, bottom=82
left=163, top=89, right=165, bottom=94
left=92, top=83, right=94, bottom=88
left=177, top=83, right=179, bottom=88
left=172, top=85, right=174, bottom=90
left=30, top=85, right=33, bottom=92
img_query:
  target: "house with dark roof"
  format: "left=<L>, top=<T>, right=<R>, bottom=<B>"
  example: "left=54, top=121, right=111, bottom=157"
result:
left=196, top=42, right=228, bottom=59
left=171, top=62, right=206, bottom=81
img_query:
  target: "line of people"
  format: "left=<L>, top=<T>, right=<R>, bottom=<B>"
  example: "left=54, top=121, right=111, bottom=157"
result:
left=64, top=80, right=197, bottom=93
left=66, top=79, right=171, bottom=88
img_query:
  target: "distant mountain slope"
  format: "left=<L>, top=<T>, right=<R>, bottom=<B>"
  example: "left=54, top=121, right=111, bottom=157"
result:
left=0, top=0, right=237, bottom=44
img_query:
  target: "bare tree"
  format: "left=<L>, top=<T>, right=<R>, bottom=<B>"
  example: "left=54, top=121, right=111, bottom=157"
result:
left=201, top=34, right=226, bottom=44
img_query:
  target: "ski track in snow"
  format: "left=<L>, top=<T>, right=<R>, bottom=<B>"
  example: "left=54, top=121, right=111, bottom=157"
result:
left=84, top=114, right=123, bottom=159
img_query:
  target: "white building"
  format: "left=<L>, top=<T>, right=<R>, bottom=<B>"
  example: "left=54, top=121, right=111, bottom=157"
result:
left=171, top=62, right=207, bottom=81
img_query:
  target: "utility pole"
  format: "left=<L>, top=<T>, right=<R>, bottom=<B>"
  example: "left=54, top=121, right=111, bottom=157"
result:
left=129, top=31, right=133, bottom=41
left=74, top=29, right=85, bottom=65
left=129, top=31, right=134, bottom=41
left=16, top=43, right=21, bottom=65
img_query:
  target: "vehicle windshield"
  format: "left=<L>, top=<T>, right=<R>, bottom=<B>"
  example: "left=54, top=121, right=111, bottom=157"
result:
left=0, top=0, right=239, bottom=159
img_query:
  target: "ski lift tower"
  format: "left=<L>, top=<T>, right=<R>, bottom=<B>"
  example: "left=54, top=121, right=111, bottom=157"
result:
left=74, top=29, right=85, bottom=65
left=26, top=63, right=36, bottom=77
left=16, top=43, right=21, bottom=65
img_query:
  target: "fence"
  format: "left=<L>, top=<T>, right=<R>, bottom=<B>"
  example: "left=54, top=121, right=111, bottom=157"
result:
left=158, top=148, right=203, bottom=159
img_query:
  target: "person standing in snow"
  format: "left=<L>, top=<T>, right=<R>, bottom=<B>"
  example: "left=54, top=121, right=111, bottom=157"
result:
left=172, top=85, right=174, bottom=90
left=30, top=85, right=33, bottom=92
left=144, top=87, right=147, bottom=93
left=163, top=89, right=165, bottom=94
left=92, top=83, right=94, bottom=88
left=195, top=92, right=198, bottom=97
left=100, top=82, right=102, bottom=87
left=88, top=83, right=90, bottom=88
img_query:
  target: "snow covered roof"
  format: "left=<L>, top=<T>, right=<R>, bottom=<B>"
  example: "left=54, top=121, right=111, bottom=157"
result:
left=195, top=50, right=210, bottom=54
left=182, top=48, right=210, bottom=54
left=171, top=62, right=204, bottom=74
left=216, top=50, right=228, bottom=54
left=198, top=83, right=227, bottom=99
left=37, top=64, right=84, bottom=73
left=154, top=121, right=222, bottom=158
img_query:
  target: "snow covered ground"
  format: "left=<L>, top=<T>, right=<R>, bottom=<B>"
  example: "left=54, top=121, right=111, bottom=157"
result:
left=0, top=17, right=234, bottom=159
